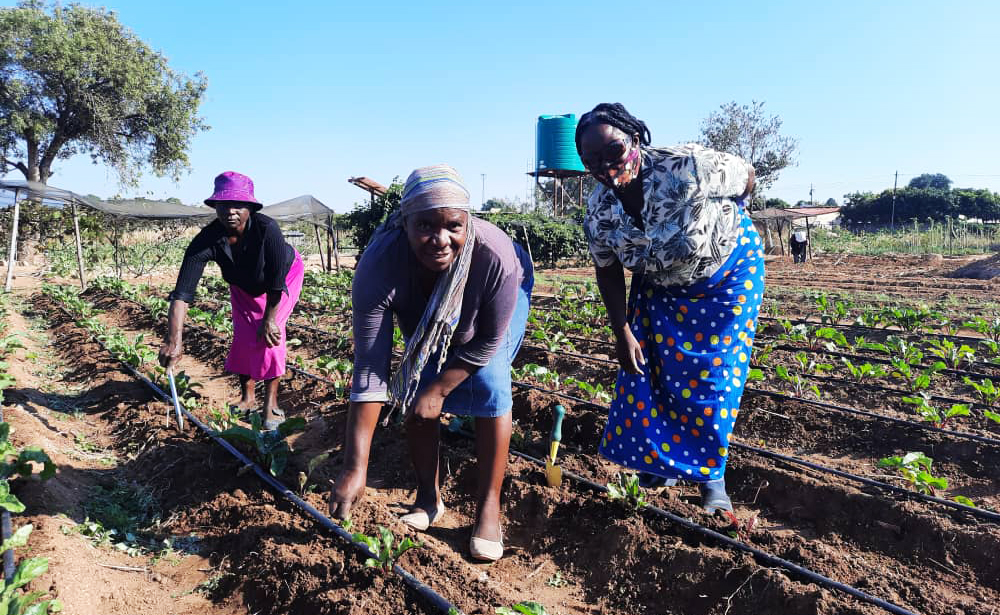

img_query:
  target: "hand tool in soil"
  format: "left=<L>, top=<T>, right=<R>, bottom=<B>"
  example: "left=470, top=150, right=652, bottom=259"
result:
left=545, top=404, right=566, bottom=487
left=166, top=367, right=186, bottom=431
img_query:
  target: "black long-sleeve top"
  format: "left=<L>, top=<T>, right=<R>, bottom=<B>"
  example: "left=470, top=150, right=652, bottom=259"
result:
left=168, top=213, right=295, bottom=303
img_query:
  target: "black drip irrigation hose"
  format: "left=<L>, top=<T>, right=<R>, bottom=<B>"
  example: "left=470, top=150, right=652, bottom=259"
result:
left=746, top=389, right=1000, bottom=448
left=508, top=380, right=998, bottom=523
left=755, top=341, right=1000, bottom=380
left=520, top=341, right=1000, bottom=447
left=51, top=299, right=464, bottom=615
left=0, top=406, right=12, bottom=583
left=501, top=447, right=922, bottom=615
left=733, top=441, right=1000, bottom=523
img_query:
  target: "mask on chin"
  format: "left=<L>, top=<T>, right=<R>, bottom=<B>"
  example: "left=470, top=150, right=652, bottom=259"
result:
left=599, top=145, right=641, bottom=189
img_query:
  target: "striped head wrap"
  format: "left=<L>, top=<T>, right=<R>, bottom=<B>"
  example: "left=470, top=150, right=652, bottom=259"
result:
left=382, top=165, right=478, bottom=420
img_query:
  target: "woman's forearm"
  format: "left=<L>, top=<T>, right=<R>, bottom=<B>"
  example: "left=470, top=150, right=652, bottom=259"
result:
left=425, top=360, right=477, bottom=399
left=594, top=262, right=630, bottom=335
left=263, top=290, right=282, bottom=321
left=166, top=299, right=188, bottom=343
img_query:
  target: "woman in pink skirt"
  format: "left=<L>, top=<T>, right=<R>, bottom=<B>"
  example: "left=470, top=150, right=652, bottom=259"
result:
left=158, top=171, right=304, bottom=429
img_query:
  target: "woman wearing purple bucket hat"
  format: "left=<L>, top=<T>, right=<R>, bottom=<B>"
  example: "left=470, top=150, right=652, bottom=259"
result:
left=158, top=171, right=304, bottom=429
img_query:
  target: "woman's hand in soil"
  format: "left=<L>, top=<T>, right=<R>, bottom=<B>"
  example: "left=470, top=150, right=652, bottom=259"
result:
left=411, top=388, right=446, bottom=422
left=158, top=339, right=182, bottom=369
left=257, top=318, right=281, bottom=347
left=329, top=468, right=367, bottom=520
left=614, top=325, right=646, bottom=375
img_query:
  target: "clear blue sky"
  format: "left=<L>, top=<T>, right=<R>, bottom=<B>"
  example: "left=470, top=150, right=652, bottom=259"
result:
left=4, top=0, right=1000, bottom=211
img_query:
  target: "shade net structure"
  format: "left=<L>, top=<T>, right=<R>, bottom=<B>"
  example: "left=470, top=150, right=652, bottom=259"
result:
left=0, top=179, right=340, bottom=290
left=750, top=206, right=841, bottom=258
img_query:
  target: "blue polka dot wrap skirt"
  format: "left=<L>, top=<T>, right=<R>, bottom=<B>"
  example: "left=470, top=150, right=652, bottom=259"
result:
left=598, top=214, right=765, bottom=482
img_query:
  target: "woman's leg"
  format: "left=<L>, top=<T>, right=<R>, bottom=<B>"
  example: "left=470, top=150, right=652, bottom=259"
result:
left=406, top=413, right=441, bottom=512
left=471, top=413, right=510, bottom=542
left=237, top=374, right=256, bottom=410
left=262, top=377, right=281, bottom=423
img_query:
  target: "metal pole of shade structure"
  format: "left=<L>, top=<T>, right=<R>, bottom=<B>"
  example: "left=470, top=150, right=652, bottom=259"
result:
left=481, top=174, right=486, bottom=209
left=4, top=188, right=20, bottom=292
left=71, top=199, right=87, bottom=290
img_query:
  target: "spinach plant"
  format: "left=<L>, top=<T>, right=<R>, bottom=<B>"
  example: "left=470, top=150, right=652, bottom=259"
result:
left=878, top=451, right=948, bottom=495
left=351, top=526, right=421, bottom=573
left=214, top=414, right=307, bottom=476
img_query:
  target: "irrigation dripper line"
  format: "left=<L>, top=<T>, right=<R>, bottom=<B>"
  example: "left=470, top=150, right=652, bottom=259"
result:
left=732, top=441, right=1000, bottom=524
left=48, top=297, right=464, bottom=615
left=519, top=343, right=1000, bottom=441
left=508, top=380, right=999, bottom=523
left=0, top=406, right=12, bottom=584
left=755, top=340, right=1000, bottom=380
left=789, top=369, right=986, bottom=408
left=499, top=446, right=922, bottom=615
left=745, top=389, right=1000, bottom=448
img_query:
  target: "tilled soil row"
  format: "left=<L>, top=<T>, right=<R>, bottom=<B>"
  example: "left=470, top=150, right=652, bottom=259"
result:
left=75, top=288, right=890, bottom=614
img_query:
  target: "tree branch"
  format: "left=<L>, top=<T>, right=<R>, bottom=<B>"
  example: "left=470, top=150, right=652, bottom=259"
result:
left=1, top=156, right=30, bottom=179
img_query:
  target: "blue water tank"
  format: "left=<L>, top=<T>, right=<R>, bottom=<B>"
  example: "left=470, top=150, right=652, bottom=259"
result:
left=536, top=114, right=585, bottom=173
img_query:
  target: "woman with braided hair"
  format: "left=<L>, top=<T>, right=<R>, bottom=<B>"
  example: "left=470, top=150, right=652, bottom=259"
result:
left=329, top=164, right=532, bottom=561
left=576, top=103, right=763, bottom=514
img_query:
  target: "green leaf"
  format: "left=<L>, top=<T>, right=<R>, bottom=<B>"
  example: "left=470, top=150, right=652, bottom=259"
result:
left=277, top=417, right=307, bottom=438
left=214, top=426, right=258, bottom=446
left=0, top=481, right=25, bottom=513
left=10, top=557, right=50, bottom=590
left=953, top=495, right=976, bottom=507
left=0, top=523, right=32, bottom=554
left=15, top=448, right=57, bottom=481
left=984, top=410, right=1000, bottom=424
left=307, top=453, right=330, bottom=476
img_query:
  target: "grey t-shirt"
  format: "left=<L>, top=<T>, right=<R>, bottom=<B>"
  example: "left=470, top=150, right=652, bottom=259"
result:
left=350, top=217, right=524, bottom=402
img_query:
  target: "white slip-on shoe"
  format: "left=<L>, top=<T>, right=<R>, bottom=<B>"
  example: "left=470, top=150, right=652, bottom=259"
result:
left=399, top=502, right=446, bottom=531
left=469, top=533, right=503, bottom=562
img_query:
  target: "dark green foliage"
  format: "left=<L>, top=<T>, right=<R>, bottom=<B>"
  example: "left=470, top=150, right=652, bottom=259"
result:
left=842, top=186, right=1000, bottom=224
left=480, top=212, right=587, bottom=267
left=908, top=173, right=953, bottom=191
left=347, top=180, right=403, bottom=255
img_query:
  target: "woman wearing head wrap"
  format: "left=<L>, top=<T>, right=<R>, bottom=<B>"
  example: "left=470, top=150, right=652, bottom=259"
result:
left=575, top=103, right=763, bottom=514
left=329, top=165, right=532, bottom=562
left=158, top=171, right=304, bottom=430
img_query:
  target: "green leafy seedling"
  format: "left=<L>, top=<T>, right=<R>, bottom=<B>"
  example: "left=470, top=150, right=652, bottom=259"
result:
left=496, top=602, right=549, bottom=615
left=606, top=472, right=647, bottom=511
left=351, top=526, right=421, bottom=573
left=214, top=415, right=307, bottom=476
left=878, top=451, right=948, bottom=495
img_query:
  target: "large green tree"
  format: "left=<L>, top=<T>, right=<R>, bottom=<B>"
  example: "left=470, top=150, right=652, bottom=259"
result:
left=699, top=100, right=798, bottom=209
left=907, top=173, right=952, bottom=191
left=0, top=1, right=207, bottom=185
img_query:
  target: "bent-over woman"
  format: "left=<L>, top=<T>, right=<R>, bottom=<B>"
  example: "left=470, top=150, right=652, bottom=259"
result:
left=158, top=171, right=304, bottom=430
left=576, top=103, right=764, bottom=513
left=329, top=165, right=532, bottom=562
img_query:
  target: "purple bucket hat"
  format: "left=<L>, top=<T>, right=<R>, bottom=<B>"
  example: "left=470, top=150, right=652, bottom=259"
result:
left=205, top=171, right=262, bottom=211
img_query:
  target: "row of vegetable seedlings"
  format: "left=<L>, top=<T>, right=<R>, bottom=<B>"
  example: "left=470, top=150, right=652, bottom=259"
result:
left=41, top=283, right=466, bottom=615
left=78, top=281, right=935, bottom=615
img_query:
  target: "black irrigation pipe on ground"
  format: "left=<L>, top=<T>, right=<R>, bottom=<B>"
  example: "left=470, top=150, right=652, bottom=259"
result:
left=732, top=441, right=1000, bottom=524
left=745, top=389, right=1000, bottom=449
left=501, top=447, right=922, bottom=615
left=518, top=342, right=1000, bottom=446
left=509, top=380, right=999, bottom=524
left=50, top=298, right=464, bottom=615
left=788, top=369, right=986, bottom=408
left=0, top=406, right=12, bottom=583
left=754, top=340, right=1000, bottom=380
left=756, top=315, right=987, bottom=344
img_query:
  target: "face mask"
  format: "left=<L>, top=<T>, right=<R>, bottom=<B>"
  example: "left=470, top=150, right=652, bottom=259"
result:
left=596, top=144, right=640, bottom=189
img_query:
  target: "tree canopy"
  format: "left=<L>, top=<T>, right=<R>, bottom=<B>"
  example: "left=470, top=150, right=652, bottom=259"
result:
left=0, top=1, right=208, bottom=185
left=907, top=173, right=952, bottom=191
left=699, top=100, right=798, bottom=208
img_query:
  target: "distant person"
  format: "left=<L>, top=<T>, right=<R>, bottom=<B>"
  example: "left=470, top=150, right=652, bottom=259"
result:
left=575, top=102, right=764, bottom=514
left=790, top=229, right=808, bottom=263
left=158, top=171, right=303, bottom=430
left=329, top=165, right=533, bottom=562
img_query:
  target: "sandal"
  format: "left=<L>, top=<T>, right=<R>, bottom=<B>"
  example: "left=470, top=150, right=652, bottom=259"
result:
left=400, top=501, right=446, bottom=531
left=262, top=407, right=286, bottom=431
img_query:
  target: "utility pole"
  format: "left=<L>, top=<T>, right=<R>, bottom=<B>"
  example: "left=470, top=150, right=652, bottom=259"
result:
left=890, top=170, right=898, bottom=231
left=809, top=184, right=814, bottom=206
left=481, top=174, right=486, bottom=209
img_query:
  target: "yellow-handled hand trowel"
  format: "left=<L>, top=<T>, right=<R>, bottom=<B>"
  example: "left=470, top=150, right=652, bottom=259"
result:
left=545, top=404, right=566, bottom=487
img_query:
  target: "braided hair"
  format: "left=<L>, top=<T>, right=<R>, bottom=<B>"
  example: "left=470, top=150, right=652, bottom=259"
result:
left=575, top=103, right=652, bottom=153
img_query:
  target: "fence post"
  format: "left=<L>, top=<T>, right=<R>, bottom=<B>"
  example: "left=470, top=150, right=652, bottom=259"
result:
left=3, top=189, right=19, bottom=292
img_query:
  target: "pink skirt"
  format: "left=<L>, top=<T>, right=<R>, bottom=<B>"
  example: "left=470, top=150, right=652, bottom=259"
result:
left=224, top=252, right=304, bottom=380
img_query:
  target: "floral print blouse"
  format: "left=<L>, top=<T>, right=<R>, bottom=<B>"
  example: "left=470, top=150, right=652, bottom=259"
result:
left=583, top=143, right=752, bottom=287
